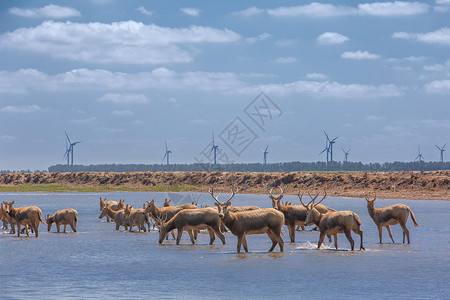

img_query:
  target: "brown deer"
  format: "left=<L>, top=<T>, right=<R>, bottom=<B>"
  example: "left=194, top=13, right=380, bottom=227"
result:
left=46, top=208, right=78, bottom=233
left=99, top=206, right=129, bottom=230
left=156, top=207, right=226, bottom=245
left=99, top=198, right=125, bottom=222
left=4, top=201, right=47, bottom=238
left=301, top=194, right=365, bottom=251
left=163, top=199, right=171, bottom=207
left=365, top=195, right=419, bottom=244
left=2, top=201, right=17, bottom=233
left=124, top=205, right=150, bottom=232
left=1, top=202, right=10, bottom=230
left=211, top=185, right=284, bottom=253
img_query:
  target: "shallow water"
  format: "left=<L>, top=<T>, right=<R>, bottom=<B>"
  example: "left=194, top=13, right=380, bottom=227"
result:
left=1, top=192, right=449, bottom=299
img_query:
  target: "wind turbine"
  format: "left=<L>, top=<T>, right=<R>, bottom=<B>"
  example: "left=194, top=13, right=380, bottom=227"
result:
left=414, top=145, right=424, bottom=162
left=64, top=131, right=81, bottom=166
left=324, top=131, right=338, bottom=162
left=435, top=143, right=446, bottom=162
left=209, top=133, right=219, bottom=165
left=342, top=147, right=351, bottom=162
left=319, top=139, right=330, bottom=164
left=262, top=145, right=269, bottom=165
left=162, top=140, right=171, bottom=165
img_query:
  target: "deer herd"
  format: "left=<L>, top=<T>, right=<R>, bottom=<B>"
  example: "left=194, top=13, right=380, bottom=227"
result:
left=1, top=185, right=420, bottom=253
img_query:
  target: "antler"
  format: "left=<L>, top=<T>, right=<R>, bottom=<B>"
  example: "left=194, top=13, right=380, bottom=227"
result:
left=266, top=184, right=274, bottom=196
left=298, top=192, right=308, bottom=208
left=226, top=186, right=239, bottom=203
left=314, top=191, right=328, bottom=206
left=209, top=185, right=222, bottom=204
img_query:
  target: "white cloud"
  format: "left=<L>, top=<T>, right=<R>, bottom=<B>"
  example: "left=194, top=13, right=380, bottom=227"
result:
left=357, top=1, right=429, bottom=16
left=425, top=80, right=450, bottom=93
left=317, top=32, right=349, bottom=45
left=436, top=0, right=450, bottom=4
left=246, top=33, right=271, bottom=43
left=0, top=21, right=241, bottom=64
left=0, top=135, right=15, bottom=141
left=232, top=7, right=264, bottom=16
left=180, top=8, right=200, bottom=16
left=99, top=93, right=149, bottom=104
left=112, top=110, right=133, bottom=116
left=9, top=5, right=81, bottom=18
left=274, top=57, right=298, bottom=63
left=0, top=68, right=404, bottom=99
left=305, top=73, right=328, bottom=80
left=392, top=27, right=450, bottom=45
left=1, top=104, right=41, bottom=113
left=266, top=2, right=428, bottom=18
left=342, top=50, right=382, bottom=60
left=137, top=6, right=154, bottom=16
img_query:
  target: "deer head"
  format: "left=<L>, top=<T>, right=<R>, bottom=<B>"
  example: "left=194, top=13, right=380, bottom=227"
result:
left=268, top=184, right=286, bottom=209
left=210, top=184, right=238, bottom=218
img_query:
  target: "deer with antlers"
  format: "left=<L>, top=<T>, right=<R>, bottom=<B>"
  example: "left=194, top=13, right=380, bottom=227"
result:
left=268, top=185, right=334, bottom=242
left=365, top=195, right=419, bottom=244
left=301, top=192, right=365, bottom=251
left=211, top=185, right=284, bottom=253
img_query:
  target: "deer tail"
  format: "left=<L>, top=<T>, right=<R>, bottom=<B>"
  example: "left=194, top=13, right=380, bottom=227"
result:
left=408, top=207, right=419, bottom=227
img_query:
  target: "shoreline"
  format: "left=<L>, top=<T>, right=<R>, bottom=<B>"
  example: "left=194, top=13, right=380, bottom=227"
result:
left=0, top=170, right=449, bottom=200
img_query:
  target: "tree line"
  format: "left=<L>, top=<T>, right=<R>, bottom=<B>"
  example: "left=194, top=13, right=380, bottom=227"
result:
left=41, top=161, right=450, bottom=173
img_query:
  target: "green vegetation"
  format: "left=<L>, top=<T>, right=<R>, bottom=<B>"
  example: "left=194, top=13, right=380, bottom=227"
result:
left=0, top=183, right=200, bottom=193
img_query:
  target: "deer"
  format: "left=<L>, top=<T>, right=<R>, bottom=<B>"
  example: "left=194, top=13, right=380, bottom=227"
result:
left=211, top=185, right=284, bottom=253
left=365, top=195, right=419, bottom=244
left=301, top=193, right=365, bottom=251
left=163, top=199, right=171, bottom=207
left=99, top=206, right=130, bottom=230
left=156, top=207, right=226, bottom=245
left=4, top=201, right=47, bottom=238
left=99, top=198, right=125, bottom=222
left=2, top=201, right=17, bottom=233
left=46, top=208, right=78, bottom=233
left=1, top=202, right=10, bottom=230
left=124, top=205, right=150, bottom=233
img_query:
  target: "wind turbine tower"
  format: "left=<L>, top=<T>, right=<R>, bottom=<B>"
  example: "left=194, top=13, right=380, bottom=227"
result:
left=342, top=147, right=351, bottom=162
left=64, top=131, right=81, bottom=166
left=414, top=145, right=424, bottom=162
left=163, top=140, right=172, bottom=165
left=435, top=143, right=446, bottom=162
left=319, top=139, right=330, bottom=164
left=324, top=131, right=338, bottom=162
left=209, top=133, right=219, bottom=165
left=263, top=145, right=269, bottom=165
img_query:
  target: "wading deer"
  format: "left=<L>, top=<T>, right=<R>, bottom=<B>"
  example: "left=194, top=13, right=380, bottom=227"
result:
left=99, top=206, right=129, bottom=230
left=99, top=198, right=125, bottom=222
left=211, top=185, right=284, bottom=253
left=301, top=194, right=365, bottom=251
left=46, top=208, right=78, bottom=233
left=2, top=201, right=17, bottom=233
left=124, top=205, right=149, bottom=232
left=365, top=195, right=419, bottom=244
left=4, top=201, right=47, bottom=238
left=163, top=199, right=171, bottom=207
left=157, top=207, right=226, bottom=245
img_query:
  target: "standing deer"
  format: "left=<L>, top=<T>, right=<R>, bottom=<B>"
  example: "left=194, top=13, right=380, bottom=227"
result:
left=211, top=185, right=284, bottom=253
left=46, top=208, right=78, bottom=233
left=156, top=207, right=226, bottom=245
left=99, top=206, right=129, bottom=230
left=124, top=205, right=150, bottom=233
left=4, top=201, right=47, bottom=238
left=99, top=198, right=125, bottom=222
left=365, top=195, right=419, bottom=244
left=163, top=199, right=171, bottom=207
left=301, top=193, right=365, bottom=251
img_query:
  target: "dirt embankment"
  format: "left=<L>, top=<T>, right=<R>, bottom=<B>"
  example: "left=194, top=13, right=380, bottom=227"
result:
left=0, top=171, right=449, bottom=200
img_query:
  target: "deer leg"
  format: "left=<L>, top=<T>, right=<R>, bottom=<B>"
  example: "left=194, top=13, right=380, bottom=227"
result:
left=64, top=224, right=67, bottom=233
left=194, top=230, right=198, bottom=240
left=188, top=231, right=196, bottom=244
left=17, top=223, right=21, bottom=237
left=353, top=226, right=365, bottom=251
left=213, top=225, right=226, bottom=245
left=377, top=225, right=383, bottom=244
left=237, top=235, right=244, bottom=253
left=171, top=230, right=176, bottom=240
left=343, top=228, right=355, bottom=251
left=327, top=233, right=332, bottom=243
left=267, top=231, right=278, bottom=252
left=242, top=235, right=249, bottom=252
left=317, top=231, right=326, bottom=249
left=386, top=225, right=395, bottom=244
left=70, top=222, right=76, bottom=232
left=400, top=222, right=410, bottom=244
left=334, top=234, right=338, bottom=249
left=207, top=229, right=215, bottom=245
left=176, top=229, right=183, bottom=245
left=288, top=224, right=295, bottom=243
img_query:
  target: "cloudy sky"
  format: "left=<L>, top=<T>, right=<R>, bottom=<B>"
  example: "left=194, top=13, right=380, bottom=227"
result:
left=0, top=0, right=449, bottom=171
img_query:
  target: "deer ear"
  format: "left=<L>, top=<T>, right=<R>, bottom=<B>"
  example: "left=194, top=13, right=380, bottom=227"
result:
left=225, top=202, right=231, bottom=207
left=214, top=203, right=219, bottom=207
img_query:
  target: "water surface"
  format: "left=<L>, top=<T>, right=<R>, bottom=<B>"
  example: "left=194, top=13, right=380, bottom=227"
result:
left=1, top=192, right=449, bottom=299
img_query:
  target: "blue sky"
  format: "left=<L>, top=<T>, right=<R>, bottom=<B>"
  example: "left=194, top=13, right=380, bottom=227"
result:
left=0, top=0, right=449, bottom=171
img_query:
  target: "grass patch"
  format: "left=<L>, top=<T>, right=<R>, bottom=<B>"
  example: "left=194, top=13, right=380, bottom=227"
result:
left=0, top=184, right=200, bottom=193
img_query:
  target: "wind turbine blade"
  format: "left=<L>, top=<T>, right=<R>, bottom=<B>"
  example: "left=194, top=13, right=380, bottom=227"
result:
left=435, top=144, right=441, bottom=150
left=65, top=131, right=72, bottom=144
left=265, top=145, right=269, bottom=152
left=323, top=131, right=330, bottom=142
left=319, top=148, right=327, bottom=155
left=165, top=140, right=168, bottom=152
left=342, top=147, right=345, bottom=153
left=331, top=136, right=338, bottom=142
left=443, top=143, right=447, bottom=149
